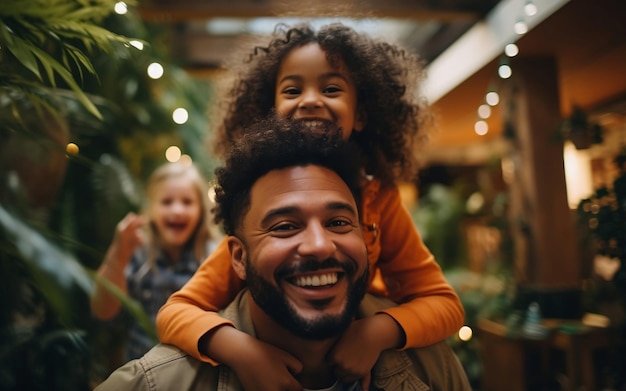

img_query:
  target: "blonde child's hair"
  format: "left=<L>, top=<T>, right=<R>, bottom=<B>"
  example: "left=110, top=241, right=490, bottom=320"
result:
left=141, top=162, right=215, bottom=269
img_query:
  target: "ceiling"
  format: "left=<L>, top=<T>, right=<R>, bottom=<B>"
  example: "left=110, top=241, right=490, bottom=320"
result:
left=138, top=0, right=502, bottom=69
left=137, top=0, right=626, bottom=165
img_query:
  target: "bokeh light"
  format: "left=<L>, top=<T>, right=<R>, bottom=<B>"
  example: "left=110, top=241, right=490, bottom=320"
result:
left=165, top=146, right=182, bottom=162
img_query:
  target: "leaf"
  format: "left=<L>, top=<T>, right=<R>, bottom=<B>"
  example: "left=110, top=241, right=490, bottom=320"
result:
left=3, top=31, right=42, bottom=81
left=0, top=205, right=93, bottom=323
left=29, top=43, right=102, bottom=119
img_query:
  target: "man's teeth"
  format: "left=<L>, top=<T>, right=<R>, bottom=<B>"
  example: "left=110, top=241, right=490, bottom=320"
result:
left=294, top=273, right=338, bottom=287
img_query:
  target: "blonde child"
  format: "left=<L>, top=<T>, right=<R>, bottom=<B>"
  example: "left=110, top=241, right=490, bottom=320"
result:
left=156, top=22, right=465, bottom=391
left=91, top=161, right=218, bottom=360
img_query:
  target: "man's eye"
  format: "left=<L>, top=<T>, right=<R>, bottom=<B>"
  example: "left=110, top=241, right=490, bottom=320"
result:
left=271, top=223, right=298, bottom=232
left=328, top=220, right=355, bottom=232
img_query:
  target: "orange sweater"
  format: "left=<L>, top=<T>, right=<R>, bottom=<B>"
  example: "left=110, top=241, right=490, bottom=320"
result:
left=156, top=178, right=465, bottom=363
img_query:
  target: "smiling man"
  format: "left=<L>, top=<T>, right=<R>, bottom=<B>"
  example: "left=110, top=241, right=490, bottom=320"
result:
left=95, top=117, right=471, bottom=391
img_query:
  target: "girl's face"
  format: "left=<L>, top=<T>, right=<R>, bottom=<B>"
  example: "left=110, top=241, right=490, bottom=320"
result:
left=274, top=43, right=365, bottom=140
left=150, top=176, right=202, bottom=250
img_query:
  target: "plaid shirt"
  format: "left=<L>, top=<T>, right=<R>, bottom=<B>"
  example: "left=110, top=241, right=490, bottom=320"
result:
left=125, top=246, right=203, bottom=360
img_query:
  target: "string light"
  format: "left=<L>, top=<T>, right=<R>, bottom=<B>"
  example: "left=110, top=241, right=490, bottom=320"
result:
left=172, top=107, right=189, bottom=124
left=524, top=1, right=538, bottom=16
left=504, top=43, right=519, bottom=57
left=66, top=142, right=79, bottom=156
left=114, top=2, right=127, bottom=15
left=475, top=120, right=488, bottom=136
left=514, top=19, right=528, bottom=35
left=486, top=91, right=500, bottom=106
left=147, top=62, right=164, bottom=79
left=165, top=145, right=182, bottom=162
left=473, top=1, right=535, bottom=140
left=498, top=63, right=512, bottom=79
left=478, top=104, right=492, bottom=119
left=129, top=40, right=144, bottom=50
left=458, top=326, right=473, bottom=342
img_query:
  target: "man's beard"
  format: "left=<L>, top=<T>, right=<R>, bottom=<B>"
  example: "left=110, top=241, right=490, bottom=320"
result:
left=245, top=255, right=369, bottom=340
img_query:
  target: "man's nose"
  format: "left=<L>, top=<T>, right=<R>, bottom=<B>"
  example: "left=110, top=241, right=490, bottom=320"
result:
left=298, top=223, right=336, bottom=259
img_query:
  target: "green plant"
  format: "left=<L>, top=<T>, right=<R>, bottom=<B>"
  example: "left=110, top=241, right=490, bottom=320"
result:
left=1, top=1, right=216, bottom=389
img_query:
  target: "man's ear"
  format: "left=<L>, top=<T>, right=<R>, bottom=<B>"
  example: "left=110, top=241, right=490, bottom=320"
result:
left=228, top=236, right=247, bottom=280
left=354, top=107, right=367, bottom=132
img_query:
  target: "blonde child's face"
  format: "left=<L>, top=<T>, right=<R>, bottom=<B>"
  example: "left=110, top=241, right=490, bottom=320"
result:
left=150, top=176, right=202, bottom=250
left=274, top=43, right=365, bottom=141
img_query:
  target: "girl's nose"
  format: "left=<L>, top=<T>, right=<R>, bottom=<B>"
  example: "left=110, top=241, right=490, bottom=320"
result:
left=298, top=89, right=322, bottom=110
left=298, top=223, right=336, bottom=259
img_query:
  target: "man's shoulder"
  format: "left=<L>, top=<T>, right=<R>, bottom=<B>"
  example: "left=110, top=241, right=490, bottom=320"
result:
left=96, top=344, right=220, bottom=391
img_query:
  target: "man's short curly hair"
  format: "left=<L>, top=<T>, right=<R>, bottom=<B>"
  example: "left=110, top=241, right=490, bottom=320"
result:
left=212, top=22, right=431, bottom=185
left=213, top=116, right=364, bottom=236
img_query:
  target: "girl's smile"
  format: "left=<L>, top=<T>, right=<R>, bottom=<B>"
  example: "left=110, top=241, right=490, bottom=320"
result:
left=274, top=43, right=365, bottom=140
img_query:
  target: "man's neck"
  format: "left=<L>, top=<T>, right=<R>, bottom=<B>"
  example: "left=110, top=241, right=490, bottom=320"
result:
left=248, top=297, right=340, bottom=389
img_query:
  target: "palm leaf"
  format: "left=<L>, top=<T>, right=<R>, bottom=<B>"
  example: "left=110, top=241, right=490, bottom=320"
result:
left=1, top=0, right=139, bottom=119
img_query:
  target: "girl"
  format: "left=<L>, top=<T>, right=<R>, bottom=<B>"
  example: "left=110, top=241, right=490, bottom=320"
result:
left=156, top=23, right=465, bottom=391
left=91, top=161, right=218, bottom=360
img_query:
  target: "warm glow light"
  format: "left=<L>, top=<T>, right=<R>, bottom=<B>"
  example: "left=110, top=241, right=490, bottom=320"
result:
left=563, top=141, right=593, bottom=209
left=66, top=143, right=79, bottom=155
left=498, top=64, right=512, bottom=79
left=524, top=2, right=538, bottom=16
left=486, top=91, right=500, bottom=106
left=504, top=43, right=519, bottom=57
left=474, top=120, right=488, bottom=135
left=514, top=21, right=528, bottom=35
left=165, top=146, right=182, bottom=162
left=179, top=154, right=193, bottom=165
left=478, top=104, right=491, bottom=119
left=114, top=2, right=127, bottom=14
left=458, top=326, right=473, bottom=342
left=147, top=62, right=164, bottom=79
left=466, top=192, right=485, bottom=214
left=501, top=156, right=515, bottom=185
left=173, top=108, right=189, bottom=124
left=208, top=186, right=216, bottom=203
left=129, top=40, right=144, bottom=50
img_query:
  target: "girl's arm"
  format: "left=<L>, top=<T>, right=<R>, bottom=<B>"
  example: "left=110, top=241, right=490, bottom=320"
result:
left=91, top=212, right=145, bottom=320
left=156, top=238, right=244, bottom=363
left=156, top=239, right=304, bottom=391
left=367, top=182, right=465, bottom=348
left=328, top=182, right=464, bottom=387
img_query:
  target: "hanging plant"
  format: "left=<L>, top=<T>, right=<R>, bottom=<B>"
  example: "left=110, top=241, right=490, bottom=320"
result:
left=560, top=105, right=604, bottom=149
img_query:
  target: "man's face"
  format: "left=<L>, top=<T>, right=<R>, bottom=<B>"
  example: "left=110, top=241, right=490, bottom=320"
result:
left=229, top=164, right=368, bottom=339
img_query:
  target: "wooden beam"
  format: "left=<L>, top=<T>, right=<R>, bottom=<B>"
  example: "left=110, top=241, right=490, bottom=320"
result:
left=137, top=0, right=482, bottom=23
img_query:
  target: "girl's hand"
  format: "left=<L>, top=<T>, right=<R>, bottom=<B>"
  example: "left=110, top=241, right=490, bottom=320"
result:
left=205, top=326, right=303, bottom=391
left=328, top=314, right=404, bottom=390
left=110, top=212, right=146, bottom=266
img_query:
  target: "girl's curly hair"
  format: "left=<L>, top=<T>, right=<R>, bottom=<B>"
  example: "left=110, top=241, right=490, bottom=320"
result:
left=212, top=22, right=431, bottom=185
left=213, top=116, right=363, bottom=236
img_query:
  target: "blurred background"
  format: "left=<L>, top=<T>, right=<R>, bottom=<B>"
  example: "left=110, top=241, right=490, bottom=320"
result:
left=1, top=0, right=626, bottom=390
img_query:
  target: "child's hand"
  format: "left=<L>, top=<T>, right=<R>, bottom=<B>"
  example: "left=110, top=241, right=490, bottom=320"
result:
left=206, top=326, right=303, bottom=391
left=111, top=212, right=146, bottom=265
left=231, top=339, right=303, bottom=391
left=328, top=314, right=404, bottom=390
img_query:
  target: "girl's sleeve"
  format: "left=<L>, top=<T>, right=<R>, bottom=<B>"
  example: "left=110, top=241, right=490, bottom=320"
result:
left=155, top=238, right=244, bottom=363
left=374, top=185, right=465, bottom=349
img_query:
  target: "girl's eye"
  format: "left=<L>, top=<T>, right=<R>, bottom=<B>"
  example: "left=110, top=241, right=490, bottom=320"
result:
left=323, top=86, right=342, bottom=94
left=282, top=87, right=301, bottom=96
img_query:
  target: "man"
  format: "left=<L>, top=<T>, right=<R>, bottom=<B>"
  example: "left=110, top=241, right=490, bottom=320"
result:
left=96, top=117, right=471, bottom=391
